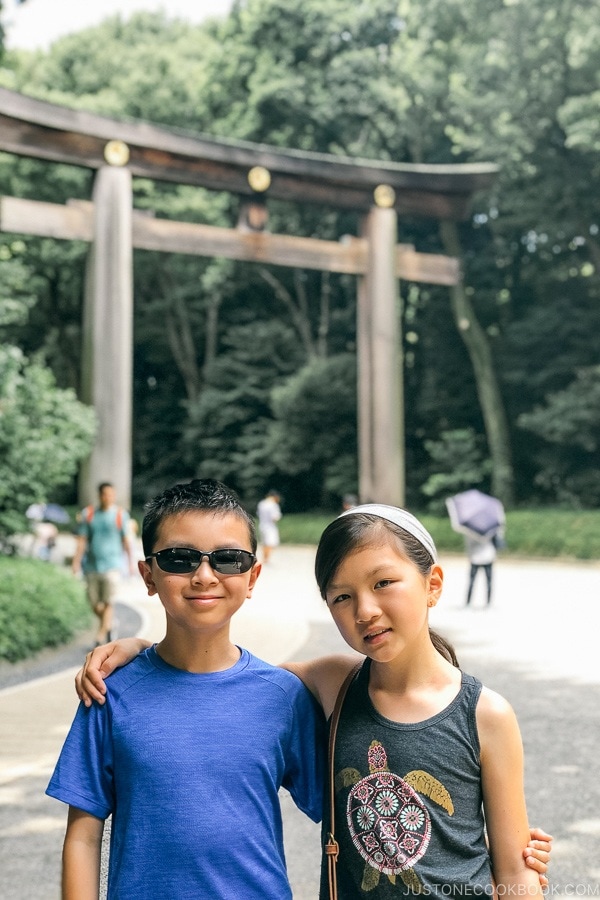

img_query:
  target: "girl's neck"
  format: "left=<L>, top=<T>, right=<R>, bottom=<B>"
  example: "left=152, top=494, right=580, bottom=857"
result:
left=367, top=646, right=461, bottom=724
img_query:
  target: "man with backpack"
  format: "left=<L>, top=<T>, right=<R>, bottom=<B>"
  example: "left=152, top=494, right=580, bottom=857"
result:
left=72, top=482, right=136, bottom=645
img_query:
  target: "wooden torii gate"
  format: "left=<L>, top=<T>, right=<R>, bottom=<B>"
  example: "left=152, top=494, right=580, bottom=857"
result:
left=0, top=88, right=496, bottom=507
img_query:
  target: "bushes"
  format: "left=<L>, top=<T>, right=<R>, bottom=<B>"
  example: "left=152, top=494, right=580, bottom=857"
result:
left=0, top=558, right=91, bottom=663
left=0, top=345, right=96, bottom=552
left=502, top=510, right=600, bottom=561
left=280, top=508, right=600, bottom=560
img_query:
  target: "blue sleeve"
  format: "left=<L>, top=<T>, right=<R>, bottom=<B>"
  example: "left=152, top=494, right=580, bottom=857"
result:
left=46, top=699, right=114, bottom=820
left=282, top=683, right=326, bottom=824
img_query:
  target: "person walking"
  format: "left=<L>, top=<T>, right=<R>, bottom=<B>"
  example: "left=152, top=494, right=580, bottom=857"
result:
left=445, top=489, right=505, bottom=608
left=465, top=532, right=499, bottom=606
left=257, top=489, right=282, bottom=563
left=32, top=520, right=58, bottom=560
left=71, top=482, right=136, bottom=645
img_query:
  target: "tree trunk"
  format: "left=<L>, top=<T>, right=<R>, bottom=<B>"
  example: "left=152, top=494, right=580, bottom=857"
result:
left=317, top=272, right=331, bottom=359
left=439, top=220, right=515, bottom=506
left=202, top=294, right=222, bottom=379
left=162, top=273, right=202, bottom=405
left=258, top=267, right=316, bottom=358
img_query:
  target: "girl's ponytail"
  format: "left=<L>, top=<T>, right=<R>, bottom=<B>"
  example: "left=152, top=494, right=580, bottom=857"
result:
left=430, top=628, right=459, bottom=667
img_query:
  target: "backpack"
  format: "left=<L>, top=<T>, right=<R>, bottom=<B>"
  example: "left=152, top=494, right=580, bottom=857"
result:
left=85, top=504, right=124, bottom=531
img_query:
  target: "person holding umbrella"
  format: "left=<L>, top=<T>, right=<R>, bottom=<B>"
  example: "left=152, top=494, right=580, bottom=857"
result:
left=446, top=489, right=506, bottom=607
left=464, top=531, right=499, bottom=606
left=26, top=502, right=70, bottom=561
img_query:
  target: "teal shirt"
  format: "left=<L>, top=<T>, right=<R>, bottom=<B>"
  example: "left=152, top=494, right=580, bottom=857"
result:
left=79, top=506, right=129, bottom=574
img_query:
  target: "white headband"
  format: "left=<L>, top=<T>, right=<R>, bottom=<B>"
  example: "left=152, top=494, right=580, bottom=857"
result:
left=339, top=503, right=438, bottom=562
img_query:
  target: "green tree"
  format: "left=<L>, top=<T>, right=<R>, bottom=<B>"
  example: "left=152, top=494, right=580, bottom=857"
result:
left=2, top=0, right=599, bottom=509
left=268, top=353, right=358, bottom=505
left=442, top=0, right=600, bottom=503
left=0, top=345, right=96, bottom=547
left=518, top=366, right=600, bottom=506
left=182, top=315, right=307, bottom=501
left=421, top=428, right=491, bottom=513
left=0, top=2, right=5, bottom=59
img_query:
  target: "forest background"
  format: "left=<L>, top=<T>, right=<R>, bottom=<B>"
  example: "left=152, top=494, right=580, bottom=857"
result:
left=0, top=0, right=599, bottom=521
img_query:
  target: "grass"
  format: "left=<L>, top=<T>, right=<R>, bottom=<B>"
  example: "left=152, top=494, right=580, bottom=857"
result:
left=279, top=508, right=600, bottom=561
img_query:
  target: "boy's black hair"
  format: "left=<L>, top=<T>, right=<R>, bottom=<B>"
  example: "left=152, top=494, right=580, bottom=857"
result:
left=141, top=478, right=257, bottom=557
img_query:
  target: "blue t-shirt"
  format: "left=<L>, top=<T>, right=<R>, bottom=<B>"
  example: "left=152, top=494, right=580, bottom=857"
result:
left=78, top=505, right=129, bottom=574
left=47, top=646, right=325, bottom=899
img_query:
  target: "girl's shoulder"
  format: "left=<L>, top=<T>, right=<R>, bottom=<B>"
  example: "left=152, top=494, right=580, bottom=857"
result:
left=475, top=684, right=521, bottom=750
left=282, top=654, right=363, bottom=718
left=476, top=684, right=515, bottom=719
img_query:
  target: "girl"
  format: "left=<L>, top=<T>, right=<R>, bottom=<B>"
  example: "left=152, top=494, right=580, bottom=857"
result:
left=288, top=503, right=544, bottom=897
left=76, top=503, right=552, bottom=895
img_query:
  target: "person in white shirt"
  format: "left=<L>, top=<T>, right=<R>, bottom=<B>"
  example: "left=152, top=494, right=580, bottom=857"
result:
left=257, top=490, right=282, bottom=563
left=465, top=531, right=502, bottom=606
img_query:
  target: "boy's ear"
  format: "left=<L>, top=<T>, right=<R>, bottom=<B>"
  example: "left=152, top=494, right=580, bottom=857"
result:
left=138, top=559, right=158, bottom=596
left=246, top=561, right=262, bottom=596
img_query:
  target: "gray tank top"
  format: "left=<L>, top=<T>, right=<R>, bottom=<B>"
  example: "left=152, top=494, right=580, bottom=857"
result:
left=320, top=662, right=493, bottom=898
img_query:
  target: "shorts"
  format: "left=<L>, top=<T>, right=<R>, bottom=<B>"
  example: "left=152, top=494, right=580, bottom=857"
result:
left=259, top=524, right=280, bottom=548
left=85, top=570, right=120, bottom=608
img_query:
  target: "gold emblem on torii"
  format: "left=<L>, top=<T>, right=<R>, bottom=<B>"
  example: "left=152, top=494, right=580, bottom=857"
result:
left=104, top=140, right=130, bottom=167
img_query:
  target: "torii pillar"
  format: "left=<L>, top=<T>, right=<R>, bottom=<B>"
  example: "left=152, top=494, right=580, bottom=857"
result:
left=80, top=152, right=133, bottom=508
left=357, top=204, right=404, bottom=506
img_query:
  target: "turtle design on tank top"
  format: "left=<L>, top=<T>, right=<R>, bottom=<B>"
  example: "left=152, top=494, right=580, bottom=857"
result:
left=338, top=739, right=454, bottom=892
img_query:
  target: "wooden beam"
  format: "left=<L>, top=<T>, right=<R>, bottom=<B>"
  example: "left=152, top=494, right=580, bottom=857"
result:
left=0, top=196, right=460, bottom=285
left=0, top=195, right=94, bottom=242
left=396, top=245, right=460, bottom=286
left=0, top=87, right=498, bottom=221
left=133, top=213, right=370, bottom=275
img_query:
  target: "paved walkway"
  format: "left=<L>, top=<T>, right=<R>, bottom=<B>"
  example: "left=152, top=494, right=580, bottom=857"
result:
left=1, top=544, right=599, bottom=898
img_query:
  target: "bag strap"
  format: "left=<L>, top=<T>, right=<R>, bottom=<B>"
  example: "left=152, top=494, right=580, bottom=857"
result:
left=85, top=505, right=123, bottom=529
left=325, top=660, right=362, bottom=900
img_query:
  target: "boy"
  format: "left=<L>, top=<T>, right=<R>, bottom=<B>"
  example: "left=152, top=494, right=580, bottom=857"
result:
left=47, top=479, right=324, bottom=899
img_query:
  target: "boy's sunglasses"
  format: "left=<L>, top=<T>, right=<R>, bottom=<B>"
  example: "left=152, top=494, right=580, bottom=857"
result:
left=146, top=547, right=256, bottom=575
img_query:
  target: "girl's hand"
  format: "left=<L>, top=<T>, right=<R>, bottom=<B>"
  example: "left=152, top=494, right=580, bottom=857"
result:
left=75, top=637, right=151, bottom=706
left=524, top=827, right=553, bottom=886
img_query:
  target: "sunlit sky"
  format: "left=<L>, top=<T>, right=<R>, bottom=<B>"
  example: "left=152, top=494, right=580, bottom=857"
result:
left=3, top=0, right=235, bottom=50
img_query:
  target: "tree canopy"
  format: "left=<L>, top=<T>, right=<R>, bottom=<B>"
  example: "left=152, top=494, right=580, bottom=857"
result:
left=0, top=0, right=598, bottom=511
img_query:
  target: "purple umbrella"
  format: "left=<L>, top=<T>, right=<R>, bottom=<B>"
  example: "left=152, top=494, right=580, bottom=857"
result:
left=26, top=502, right=70, bottom=524
left=445, top=489, right=505, bottom=540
